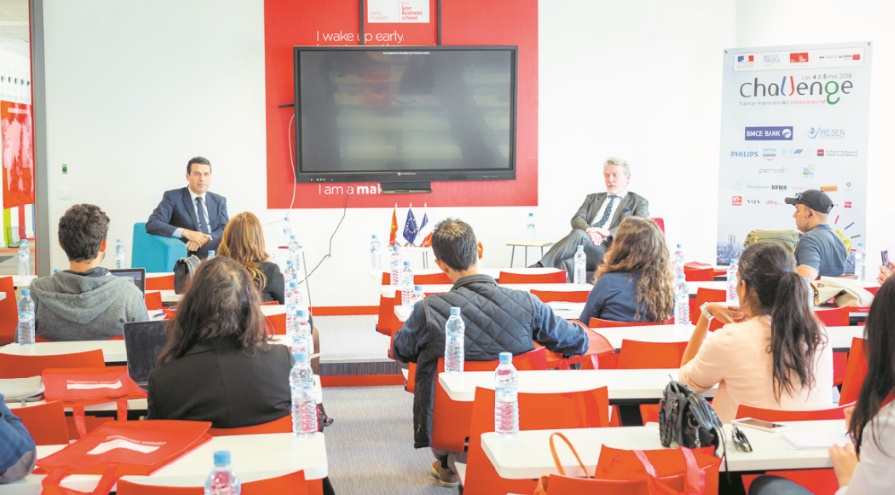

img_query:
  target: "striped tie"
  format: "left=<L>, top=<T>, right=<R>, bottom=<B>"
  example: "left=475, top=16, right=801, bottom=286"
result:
left=593, top=195, right=618, bottom=228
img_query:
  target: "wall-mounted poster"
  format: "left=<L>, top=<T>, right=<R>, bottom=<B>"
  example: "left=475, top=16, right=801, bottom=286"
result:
left=1, top=101, right=33, bottom=209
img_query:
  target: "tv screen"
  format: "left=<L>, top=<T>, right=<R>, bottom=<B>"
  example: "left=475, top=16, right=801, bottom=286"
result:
left=293, top=46, right=517, bottom=191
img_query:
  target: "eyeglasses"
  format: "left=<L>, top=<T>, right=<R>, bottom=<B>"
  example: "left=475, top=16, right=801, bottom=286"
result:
left=731, top=425, right=752, bottom=453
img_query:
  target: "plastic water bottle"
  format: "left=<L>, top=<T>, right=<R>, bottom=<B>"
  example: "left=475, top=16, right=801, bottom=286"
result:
left=400, top=261, right=414, bottom=307
left=293, top=309, right=312, bottom=357
left=389, top=246, right=402, bottom=286
left=17, top=289, right=35, bottom=345
left=673, top=243, right=685, bottom=278
left=411, top=284, right=425, bottom=306
left=289, top=351, right=317, bottom=438
left=285, top=280, right=299, bottom=333
left=115, top=239, right=126, bottom=269
left=526, top=212, right=536, bottom=240
left=726, top=258, right=739, bottom=305
left=284, top=259, right=298, bottom=284
left=854, top=243, right=865, bottom=283
left=494, top=352, right=519, bottom=436
left=207, top=250, right=215, bottom=260
left=282, top=217, right=292, bottom=247
left=573, top=245, right=586, bottom=285
left=17, top=240, right=29, bottom=276
left=674, top=274, right=689, bottom=328
left=287, top=235, right=300, bottom=268
left=370, top=235, right=382, bottom=272
left=444, top=307, right=465, bottom=373
left=203, top=450, right=241, bottom=495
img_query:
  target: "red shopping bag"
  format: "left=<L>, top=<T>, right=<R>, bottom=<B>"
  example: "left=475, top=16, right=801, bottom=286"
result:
left=596, top=445, right=721, bottom=495
left=42, top=367, right=147, bottom=438
left=37, top=420, right=211, bottom=495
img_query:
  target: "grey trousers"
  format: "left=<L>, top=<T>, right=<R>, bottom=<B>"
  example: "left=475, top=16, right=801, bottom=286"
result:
left=538, top=229, right=608, bottom=278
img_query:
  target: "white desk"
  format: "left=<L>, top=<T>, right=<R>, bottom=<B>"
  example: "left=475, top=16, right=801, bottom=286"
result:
left=0, top=291, right=5, bottom=301
left=0, top=340, right=129, bottom=363
left=481, top=420, right=843, bottom=479
left=591, top=325, right=863, bottom=352
left=6, top=433, right=327, bottom=495
left=438, top=369, right=715, bottom=404
left=12, top=274, right=36, bottom=288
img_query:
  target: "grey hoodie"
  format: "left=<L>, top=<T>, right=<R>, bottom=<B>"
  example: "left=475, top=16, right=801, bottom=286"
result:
left=30, top=270, right=149, bottom=341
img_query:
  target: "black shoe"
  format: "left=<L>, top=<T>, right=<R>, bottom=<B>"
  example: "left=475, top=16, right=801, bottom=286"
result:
left=527, top=261, right=544, bottom=268
left=317, top=403, right=334, bottom=429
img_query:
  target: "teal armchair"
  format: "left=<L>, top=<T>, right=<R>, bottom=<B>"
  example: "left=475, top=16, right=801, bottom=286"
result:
left=132, top=222, right=187, bottom=273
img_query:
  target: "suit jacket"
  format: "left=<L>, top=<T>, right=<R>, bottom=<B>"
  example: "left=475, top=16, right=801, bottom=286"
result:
left=570, top=191, right=649, bottom=237
left=146, top=338, right=292, bottom=428
left=146, top=187, right=229, bottom=257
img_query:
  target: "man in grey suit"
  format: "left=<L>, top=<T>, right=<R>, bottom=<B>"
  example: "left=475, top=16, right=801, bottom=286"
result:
left=531, top=157, right=649, bottom=278
left=146, top=156, right=229, bottom=259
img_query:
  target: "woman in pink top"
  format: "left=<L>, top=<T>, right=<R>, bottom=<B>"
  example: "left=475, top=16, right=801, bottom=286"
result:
left=679, top=243, right=833, bottom=422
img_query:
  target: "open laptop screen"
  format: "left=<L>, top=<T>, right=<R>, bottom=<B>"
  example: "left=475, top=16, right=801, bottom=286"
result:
left=123, top=320, right=168, bottom=388
left=110, top=268, right=146, bottom=295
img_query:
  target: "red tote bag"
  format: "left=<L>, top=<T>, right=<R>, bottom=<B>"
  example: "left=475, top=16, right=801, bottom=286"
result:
left=37, top=420, right=211, bottom=495
left=42, top=367, right=148, bottom=438
left=596, top=445, right=722, bottom=495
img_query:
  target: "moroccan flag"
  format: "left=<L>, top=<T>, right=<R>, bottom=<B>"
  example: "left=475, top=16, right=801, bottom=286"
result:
left=388, top=204, right=398, bottom=246
left=418, top=204, right=432, bottom=247
left=403, top=205, right=419, bottom=246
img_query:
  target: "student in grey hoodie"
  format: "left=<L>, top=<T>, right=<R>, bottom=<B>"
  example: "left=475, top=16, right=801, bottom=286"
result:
left=30, top=204, right=148, bottom=341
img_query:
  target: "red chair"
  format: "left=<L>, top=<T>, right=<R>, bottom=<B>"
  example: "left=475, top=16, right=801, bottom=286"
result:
left=690, top=288, right=726, bottom=330
left=649, top=217, right=665, bottom=234
left=554, top=327, right=616, bottom=370
left=498, top=270, right=567, bottom=284
left=734, top=404, right=851, bottom=495
left=814, top=306, right=850, bottom=327
left=618, top=340, right=688, bottom=369
left=261, top=300, right=279, bottom=306
left=116, top=469, right=310, bottom=495
left=530, top=288, right=589, bottom=303
left=589, top=318, right=672, bottom=328
left=380, top=270, right=451, bottom=285
left=208, top=415, right=292, bottom=436
left=839, top=337, right=867, bottom=406
left=145, top=274, right=174, bottom=291
left=683, top=266, right=714, bottom=282
left=0, top=349, right=106, bottom=379
left=144, top=291, right=163, bottom=311
left=0, top=276, right=17, bottom=345
left=431, top=348, right=547, bottom=452
left=13, top=400, right=70, bottom=445
left=266, top=313, right=287, bottom=335
left=375, top=292, right=402, bottom=336
left=461, top=386, right=609, bottom=495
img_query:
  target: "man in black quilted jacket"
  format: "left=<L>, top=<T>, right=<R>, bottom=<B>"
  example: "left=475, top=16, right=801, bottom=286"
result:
left=392, top=218, right=589, bottom=487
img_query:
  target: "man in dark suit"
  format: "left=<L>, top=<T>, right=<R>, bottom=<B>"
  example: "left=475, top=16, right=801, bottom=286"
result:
left=532, top=157, right=649, bottom=277
left=146, top=156, right=229, bottom=258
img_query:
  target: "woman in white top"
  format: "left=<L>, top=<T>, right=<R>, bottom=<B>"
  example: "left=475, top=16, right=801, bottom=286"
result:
left=679, top=243, right=832, bottom=423
left=749, top=273, right=895, bottom=494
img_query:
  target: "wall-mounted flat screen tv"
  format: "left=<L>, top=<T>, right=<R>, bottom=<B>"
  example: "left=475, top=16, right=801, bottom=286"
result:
left=293, top=46, right=517, bottom=193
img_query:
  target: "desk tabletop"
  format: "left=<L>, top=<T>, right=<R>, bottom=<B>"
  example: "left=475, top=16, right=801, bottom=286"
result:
left=4, top=433, right=327, bottom=495
left=481, top=420, right=843, bottom=479
left=438, top=369, right=715, bottom=403
left=382, top=282, right=591, bottom=298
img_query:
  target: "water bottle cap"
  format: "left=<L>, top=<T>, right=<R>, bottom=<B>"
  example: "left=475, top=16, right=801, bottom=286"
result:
left=213, top=450, right=231, bottom=466
left=286, top=259, right=293, bottom=265
left=21, top=289, right=29, bottom=295
left=403, top=261, right=411, bottom=266
left=297, top=309, right=308, bottom=318
left=414, top=285, right=422, bottom=290
left=293, top=351, right=308, bottom=362
left=291, top=235, right=297, bottom=240
left=372, top=234, right=378, bottom=239
left=288, top=280, right=297, bottom=288
left=450, top=307, right=461, bottom=315
left=528, top=212, right=534, bottom=216
left=116, top=238, right=122, bottom=242
left=499, top=352, right=512, bottom=364
left=393, top=245, right=399, bottom=251
left=858, top=242, right=864, bottom=247
left=576, top=244, right=583, bottom=251
left=208, top=250, right=215, bottom=256
left=677, top=243, right=682, bottom=248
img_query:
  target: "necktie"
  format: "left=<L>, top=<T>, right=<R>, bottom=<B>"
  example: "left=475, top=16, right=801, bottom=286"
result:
left=593, top=195, right=618, bottom=228
left=196, top=197, right=209, bottom=234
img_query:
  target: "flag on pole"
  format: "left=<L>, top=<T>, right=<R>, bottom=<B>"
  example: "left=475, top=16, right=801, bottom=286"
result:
left=403, top=204, right=419, bottom=246
left=418, top=203, right=433, bottom=247
left=389, top=203, right=398, bottom=246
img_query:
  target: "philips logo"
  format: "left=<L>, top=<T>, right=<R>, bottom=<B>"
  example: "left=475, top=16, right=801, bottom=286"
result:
left=730, top=151, right=759, bottom=158
left=745, top=126, right=793, bottom=141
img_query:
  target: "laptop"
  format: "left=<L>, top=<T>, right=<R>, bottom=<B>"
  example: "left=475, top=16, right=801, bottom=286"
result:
left=110, top=267, right=146, bottom=295
left=123, top=320, right=168, bottom=390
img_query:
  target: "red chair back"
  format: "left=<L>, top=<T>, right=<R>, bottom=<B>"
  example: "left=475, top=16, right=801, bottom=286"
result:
left=375, top=292, right=402, bottom=336
left=690, top=288, right=726, bottom=330
left=414, top=272, right=451, bottom=284
left=266, top=313, right=287, bottom=335
left=144, top=291, right=163, bottom=311
left=589, top=318, right=671, bottom=328
left=145, top=274, right=174, bottom=291
left=618, top=340, right=687, bottom=369
left=734, top=403, right=851, bottom=421
left=13, top=400, right=70, bottom=445
left=814, top=306, right=850, bottom=327
left=498, top=270, right=567, bottom=284
left=208, top=415, right=292, bottom=436
left=260, top=300, right=279, bottom=306
left=555, top=328, right=616, bottom=370
left=530, top=289, right=589, bottom=303
left=0, top=276, right=17, bottom=345
left=683, top=266, right=714, bottom=282
left=0, top=349, right=106, bottom=379
left=649, top=217, right=665, bottom=234
left=840, top=337, right=867, bottom=406
left=462, top=386, right=609, bottom=495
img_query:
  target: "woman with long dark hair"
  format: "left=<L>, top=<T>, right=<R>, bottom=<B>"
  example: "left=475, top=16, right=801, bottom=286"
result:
left=679, top=243, right=832, bottom=422
left=578, top=217, right=673, bottom=323
left=218, top=211, right=285, bottom=304
left=147, top=256, right=291, bottom=427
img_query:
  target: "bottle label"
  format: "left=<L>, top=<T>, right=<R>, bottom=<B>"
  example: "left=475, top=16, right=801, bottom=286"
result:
left=18, top=312, right=32, bottom=324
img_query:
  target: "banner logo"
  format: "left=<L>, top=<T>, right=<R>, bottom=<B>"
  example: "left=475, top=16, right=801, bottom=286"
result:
left=730, top=151, right=759, bottom=158
left=746, top=126, right=793, bottom=141
left=808, top=126, right=846, bottom=139
left=739, top=76, right=853, bottom=105
left=732, top=196, right=742, bottom=206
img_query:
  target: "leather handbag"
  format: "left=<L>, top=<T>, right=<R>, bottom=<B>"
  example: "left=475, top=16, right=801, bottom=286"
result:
left=173, top=254, right=201, bottom=294
left=37, top=420, right=211, bottom=495
left=811, top=276, right=874, bottom=307
left=658, top=380, right=724, bottom=454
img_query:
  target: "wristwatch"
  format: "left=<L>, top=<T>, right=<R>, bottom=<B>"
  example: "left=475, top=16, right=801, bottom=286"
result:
left=700, top=302, right=714, bottom=321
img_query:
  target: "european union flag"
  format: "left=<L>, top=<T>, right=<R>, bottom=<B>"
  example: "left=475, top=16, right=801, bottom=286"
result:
left=403, top=207, right=419, bottom=245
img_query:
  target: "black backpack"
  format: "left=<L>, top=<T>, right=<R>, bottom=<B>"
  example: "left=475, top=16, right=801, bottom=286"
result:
left=173, top=255, right=201, bottom=294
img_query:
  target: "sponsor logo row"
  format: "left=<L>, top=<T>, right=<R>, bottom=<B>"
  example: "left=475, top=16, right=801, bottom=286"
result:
left=730, top=148, right=858, bottom=159
left=731, top=195, right=853, bottom=209
left=744, top=125, right=847, bottom=141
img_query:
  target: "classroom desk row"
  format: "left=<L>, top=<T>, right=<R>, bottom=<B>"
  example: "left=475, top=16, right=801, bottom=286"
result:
left=6, top=433, right=328, bottom=495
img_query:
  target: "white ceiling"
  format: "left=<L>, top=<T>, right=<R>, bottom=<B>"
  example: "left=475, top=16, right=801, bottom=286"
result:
left=0, top=0, right=29, bottom=59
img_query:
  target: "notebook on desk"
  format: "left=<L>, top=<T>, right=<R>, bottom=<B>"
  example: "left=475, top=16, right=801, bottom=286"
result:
left=110, top=267, right=146, bottom=295
left=123, top=320, right=168, bottom=390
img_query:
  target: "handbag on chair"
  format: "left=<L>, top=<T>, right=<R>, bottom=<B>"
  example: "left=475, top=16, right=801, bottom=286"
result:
left=658, top=380, right=724, bottom=454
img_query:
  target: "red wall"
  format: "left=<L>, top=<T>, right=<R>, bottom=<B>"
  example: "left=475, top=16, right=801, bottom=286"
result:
left=263, top=0, right=537, bottom=208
